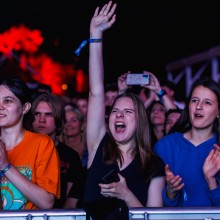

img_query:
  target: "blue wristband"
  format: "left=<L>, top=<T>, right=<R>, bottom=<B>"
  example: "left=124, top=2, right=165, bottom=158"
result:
left=157, top=89, right=167, bottom=97
left=74, top=40, right=88, bottom=56
left=88, top=38, right=102, bottom=43
left=0, top=163, right=12, bottom=178
left=157, top=89, right=167, bottom=103
left=75, top=38, right=103, bottom=56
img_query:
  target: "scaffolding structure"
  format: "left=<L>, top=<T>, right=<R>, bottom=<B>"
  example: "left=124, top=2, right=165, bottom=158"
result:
left=165, top=45, right=220, bottom=98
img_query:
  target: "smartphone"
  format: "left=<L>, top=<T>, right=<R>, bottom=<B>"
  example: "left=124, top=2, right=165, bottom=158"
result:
left=126, top=73, right=150, bottom=85
left=100, top=169, right=120, bottom=184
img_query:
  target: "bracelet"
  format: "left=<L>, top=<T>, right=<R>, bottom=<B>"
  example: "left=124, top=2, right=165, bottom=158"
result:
left=0, top=163, right=12, bottom=178
left=88, top=38, right=102, bottom=43
left=157, top=89, right=167, bottom=98
left=157, top=89, right=167, bottom=103
left=75, top=38, right=103, bottom=56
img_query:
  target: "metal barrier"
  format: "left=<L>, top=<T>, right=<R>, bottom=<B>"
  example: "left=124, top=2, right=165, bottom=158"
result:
left=129, top=207, right=220, bottom=220
left=0, top=208, right=219, bottom=220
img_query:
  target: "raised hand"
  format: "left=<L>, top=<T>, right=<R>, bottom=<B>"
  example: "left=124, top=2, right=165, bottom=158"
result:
left=142, top=71, right=162, bottom=94
left=142, top=71, right=177, bottom=110
left=117, top=71, right=130, bottom=95
left=90, top=1, right=117, bottom=38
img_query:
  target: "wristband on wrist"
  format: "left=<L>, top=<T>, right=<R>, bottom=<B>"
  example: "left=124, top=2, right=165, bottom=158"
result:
left=75, top=38, right=103, bottom=56
left=0, top=163, right=12, bottom=178
left=88, top=38, right=102, bottom=43
left=157, top=89, right=167, bottom=103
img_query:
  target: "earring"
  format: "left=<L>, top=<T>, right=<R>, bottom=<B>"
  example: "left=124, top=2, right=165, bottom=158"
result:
left=217, top=115, right=219, bottom=118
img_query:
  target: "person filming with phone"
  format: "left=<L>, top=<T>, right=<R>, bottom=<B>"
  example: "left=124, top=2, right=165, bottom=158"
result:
left=118, top=71, right=177, bottom=111
left=82, top=1, right=165, bottom=219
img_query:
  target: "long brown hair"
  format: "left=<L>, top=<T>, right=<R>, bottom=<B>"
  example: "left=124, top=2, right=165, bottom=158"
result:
left=104, top=92, right=160, bottom=181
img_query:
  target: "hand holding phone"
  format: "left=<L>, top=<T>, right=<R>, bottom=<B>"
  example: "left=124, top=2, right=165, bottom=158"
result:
left=126, top=73, right=150, bottom=85
left=100, top=169, right=120, bottom=184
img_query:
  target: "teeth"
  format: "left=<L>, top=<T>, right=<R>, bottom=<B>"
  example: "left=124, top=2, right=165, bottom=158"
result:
left=115, top=122, right=124, bottom=126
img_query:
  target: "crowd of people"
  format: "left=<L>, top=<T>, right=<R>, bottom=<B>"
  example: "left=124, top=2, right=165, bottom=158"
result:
left=0, top=1, right=220, bottom=220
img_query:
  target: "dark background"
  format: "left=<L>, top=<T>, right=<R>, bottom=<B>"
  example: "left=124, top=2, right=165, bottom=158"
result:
left=1, top=0, right=220, bottom=84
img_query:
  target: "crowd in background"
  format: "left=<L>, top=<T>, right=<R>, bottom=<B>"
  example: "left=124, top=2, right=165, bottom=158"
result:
left=0, top=2, right=220, bottom=220
left=0, top=61, right=185, bottom=212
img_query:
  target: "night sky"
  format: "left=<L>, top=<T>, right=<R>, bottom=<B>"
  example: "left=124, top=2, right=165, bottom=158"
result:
left=1, top=0, right=220, bottom=84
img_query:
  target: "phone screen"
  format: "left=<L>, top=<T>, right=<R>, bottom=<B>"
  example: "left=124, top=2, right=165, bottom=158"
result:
left=126, top=73, right=150, bottom=85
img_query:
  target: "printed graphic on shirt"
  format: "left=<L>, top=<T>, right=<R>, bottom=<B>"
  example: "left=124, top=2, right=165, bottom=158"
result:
left=1, top=165, right=32, bottom=210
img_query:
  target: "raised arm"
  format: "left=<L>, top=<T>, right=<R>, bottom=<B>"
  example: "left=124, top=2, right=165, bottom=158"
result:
left=87, top=1, right=117, bottom=168
left=143, top=71, right=177, bottom=110
left=117, top=71, right=130, bottom=95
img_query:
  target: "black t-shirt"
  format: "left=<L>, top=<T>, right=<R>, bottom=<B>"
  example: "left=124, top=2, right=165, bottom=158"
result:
left=53, top=141, right=85, bottom=208
left=83, top=133, right=165, bottom=219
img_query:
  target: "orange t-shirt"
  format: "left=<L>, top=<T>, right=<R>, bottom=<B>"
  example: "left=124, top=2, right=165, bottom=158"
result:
left=1, top=130, right=60, bottom=210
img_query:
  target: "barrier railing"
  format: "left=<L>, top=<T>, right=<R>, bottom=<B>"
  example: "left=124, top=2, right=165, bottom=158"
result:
left=0, top=207, right=220, bottom=219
